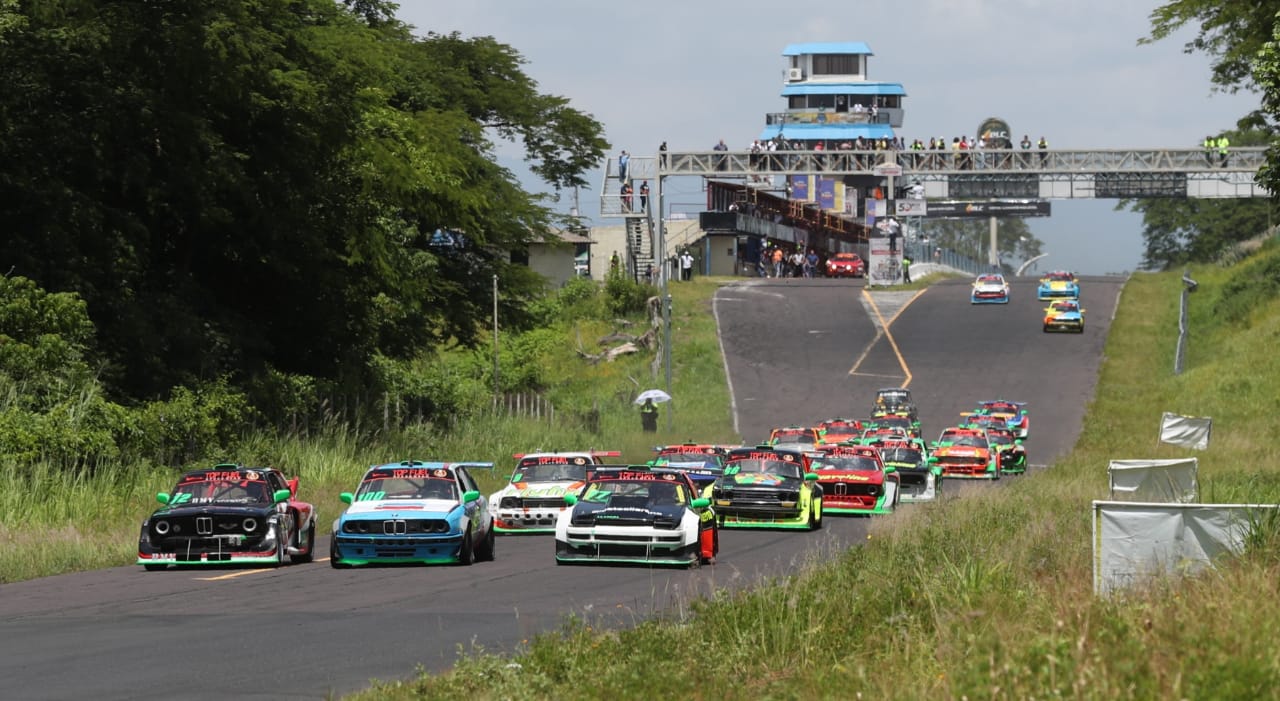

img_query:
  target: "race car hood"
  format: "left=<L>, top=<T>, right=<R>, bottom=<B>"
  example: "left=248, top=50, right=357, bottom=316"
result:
left=568, top=502, right=686, bottom=527
left=815, top=470, right=884, bottom=485
left=932, top=445, right=989, bottom=458
left=148, top=503, right=276, bottom=520
left=342, top=499, right=460, bottom=519
left=719, top=473, right=802, bottom=489
left=492, top=480, right=585, bottom=500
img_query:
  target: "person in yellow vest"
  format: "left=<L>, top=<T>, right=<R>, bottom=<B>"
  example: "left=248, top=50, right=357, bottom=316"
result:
left=1216, top=135, right=1230, bottom=167
left=1037, top=136, right=1048, bottom=166
left=1203, top=135, right=1215, bottom=167
left=639, top=398, right=658, bottom=432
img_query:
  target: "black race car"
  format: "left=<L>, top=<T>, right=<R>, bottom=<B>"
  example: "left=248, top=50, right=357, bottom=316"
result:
left=137, top=464, right=317, bottom=570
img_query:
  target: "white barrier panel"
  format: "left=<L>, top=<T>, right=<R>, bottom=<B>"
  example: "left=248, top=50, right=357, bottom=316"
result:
left=1159, top=412, right=1212, bottom=450
left=1107, top=458, right=1198, bottom=503
left=1092, top=501, right=1278, bottom=594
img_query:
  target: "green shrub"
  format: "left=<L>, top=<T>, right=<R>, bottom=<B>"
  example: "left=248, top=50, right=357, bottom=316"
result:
left=126, top=379, right=256, bottom=466
left=603, top=268, right=653, bottom=317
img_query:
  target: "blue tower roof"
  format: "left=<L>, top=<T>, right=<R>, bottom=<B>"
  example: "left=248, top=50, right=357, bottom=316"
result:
left=782, top=42, right=872, bottom=57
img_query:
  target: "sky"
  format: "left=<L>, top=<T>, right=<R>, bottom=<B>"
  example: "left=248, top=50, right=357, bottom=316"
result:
left=401, top=1, right=1261, bottom=275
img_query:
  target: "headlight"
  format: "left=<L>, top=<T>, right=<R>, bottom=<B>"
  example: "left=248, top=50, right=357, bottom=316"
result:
left=154, top=520, right=170, bottom=535
left=500, top=497, right=520, bottom=509
left=242, top=518, right=258, bottom=532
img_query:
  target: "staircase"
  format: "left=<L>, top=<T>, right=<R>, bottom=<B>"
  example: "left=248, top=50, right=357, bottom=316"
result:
left=627, top=215, right=655, bottom=282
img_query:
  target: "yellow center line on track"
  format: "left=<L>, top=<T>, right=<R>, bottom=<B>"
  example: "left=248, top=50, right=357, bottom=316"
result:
left=856, top=288, right=928, bottom=389
left=195, top=570, right=271, bottom=581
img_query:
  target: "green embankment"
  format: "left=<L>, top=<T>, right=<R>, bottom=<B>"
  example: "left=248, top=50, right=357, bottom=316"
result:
left=355, top=255, right=1280, bottom=700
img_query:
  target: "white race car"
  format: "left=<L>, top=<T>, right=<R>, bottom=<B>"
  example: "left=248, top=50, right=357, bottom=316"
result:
left=489, top=451, right=619, bottom=533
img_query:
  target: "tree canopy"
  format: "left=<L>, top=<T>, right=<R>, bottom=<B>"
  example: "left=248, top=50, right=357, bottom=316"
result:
left=0, top=1, right=607, bottom=404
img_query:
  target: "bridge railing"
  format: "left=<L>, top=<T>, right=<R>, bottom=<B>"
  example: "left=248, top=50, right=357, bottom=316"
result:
left=654, top=148, right=1267, bottom=177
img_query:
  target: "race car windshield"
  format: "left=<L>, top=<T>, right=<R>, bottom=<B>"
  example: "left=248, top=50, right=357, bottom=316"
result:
left=943, top=435, right=987, bottom=448
left=728, top=459, right=802, bottom=479
left=986, top=431, right=1015, bottom=445
left=581, top=480, right=689, bottom=506
left=171, top=479, right=270, bottom=504
left=513, top=463, right=589, bottom=482
left=356, top=477, right=456, bottom=501
left=814, top=456, right=880, bottom=472
left=879, top=448, right=923, bottom=464
left=657, top=452, right=721, bottom=468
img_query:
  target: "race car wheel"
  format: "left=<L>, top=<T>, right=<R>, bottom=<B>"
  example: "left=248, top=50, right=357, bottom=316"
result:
left=456, top=526, right=475, bottom=566
left=474, top=521, right=496, bottom=562
left=273, top=526, right=287, bottom=566
left=329, top=536, right=351, bottom=569
left=291, top=521, right=315, bottom=564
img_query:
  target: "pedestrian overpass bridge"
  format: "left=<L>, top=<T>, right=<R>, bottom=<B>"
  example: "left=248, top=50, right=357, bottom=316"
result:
left=596, top=147, right=1270, bottom=281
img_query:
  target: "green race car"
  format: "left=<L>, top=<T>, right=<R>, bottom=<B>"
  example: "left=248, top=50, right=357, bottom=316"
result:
left=711, top=446, right=822, bottom=529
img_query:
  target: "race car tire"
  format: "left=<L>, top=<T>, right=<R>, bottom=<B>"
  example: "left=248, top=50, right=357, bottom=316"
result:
left=143, top=564, right=166, bottom=572
left=1042, top=325, right=1050, bottom=333
left=456, top=526, right=475, bottom=566
left=329, top=537, right=351, bottom=569
left=274, top=526, right=287, bottom=567
left=474, top=521, right=496, bottom=562
left=291, top=521, right=316, bottom=564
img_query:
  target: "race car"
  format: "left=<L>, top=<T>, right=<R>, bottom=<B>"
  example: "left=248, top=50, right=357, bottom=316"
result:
left=858, top=425, right=913, bottom=445
left=816, top=418, right=865, bottom=445
left=870, top=438, right=941, bottom=502
left=712, top=446, right=822, bottom=529
left=825, top=252, right=865, bottom=278
left=1043, top=299, right=1085, bottom=333
left=650, top=443, right=731, bottom=490
left=863, top=414, right=922, bottom=440
left=872, top=387, right=919, bottom=422
left=331, top=460, right=496, bottom=567
left=970, top=273, right=1010, bottom=304
left=929, top=427, right=1000, bottom=480
left=554, top=467, right=716, bottom=567
left=138, top=464, right=317, bottom=570
left=967, top=399, right=1030, bottom=440
left=489, top=450, right=622, bottom=533
left=1037, top=270, right=1080, bottom=300
left=768, top=426, right=822, bottom=451
left=982, top=425, right=1028, bottom=475
left=809, top=445, right=899, bottom=515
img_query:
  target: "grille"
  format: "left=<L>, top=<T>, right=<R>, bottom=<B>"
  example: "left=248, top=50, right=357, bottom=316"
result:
left=342, top=519, right=449, bottom=535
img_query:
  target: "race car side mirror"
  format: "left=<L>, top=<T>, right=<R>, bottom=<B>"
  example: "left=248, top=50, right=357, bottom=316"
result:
left=927, top=457, right=939, bottom=464
left=563, top=494, right=578, bottom=506
left=273, top=489, right=291, bottom=504
left=884, top=466, right=896, bottom=473
left=803, top=472, right=819, bottom=481
left=340, top=492, right=354, bottom=504
left=691, top=497, right=711, bottom=509
left=462, top=490, right=481, bottom=504
left=156, top=492, right=171, bottom=505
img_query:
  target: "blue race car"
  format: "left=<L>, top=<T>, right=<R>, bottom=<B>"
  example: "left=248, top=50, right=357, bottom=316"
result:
left=1043, top=299, right=1085, bottom=333
left=331, top=460, right=495, bottom=567
left=1037, top=270, right=1080, bottom=300
left=970, top=273, right=1010, bottom=304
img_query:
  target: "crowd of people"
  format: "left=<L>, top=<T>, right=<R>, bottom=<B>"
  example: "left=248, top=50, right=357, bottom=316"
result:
left=754, top=245, right=822, bottom=279
left=734, top=133, right=1054, bottom=172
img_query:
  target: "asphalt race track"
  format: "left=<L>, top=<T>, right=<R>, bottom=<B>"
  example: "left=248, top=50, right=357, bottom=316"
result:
left=0, top=274, right=1123, bottom=701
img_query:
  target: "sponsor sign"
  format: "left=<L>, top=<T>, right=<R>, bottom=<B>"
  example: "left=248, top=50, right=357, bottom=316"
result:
left=925, top=200, right=1051, bottom=218
left=895, top=199, right=927, bottom=216
left=977, top=117, right=1013, bottom=149
left=873, top=163, right=903, bottom=177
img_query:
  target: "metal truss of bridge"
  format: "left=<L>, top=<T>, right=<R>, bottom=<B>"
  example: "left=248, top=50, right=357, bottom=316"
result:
left=600, top=147, right=1268, bottom=218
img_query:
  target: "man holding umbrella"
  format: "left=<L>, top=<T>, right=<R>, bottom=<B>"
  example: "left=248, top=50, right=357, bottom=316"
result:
left=635, top=389, right=670, bottom=432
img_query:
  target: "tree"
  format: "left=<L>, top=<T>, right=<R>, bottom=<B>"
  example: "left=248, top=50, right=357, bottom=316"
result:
left=917, top=218, right=1044, bottom=272
left=0, top=1, right=607, bottom=408
left=1120, top=129, right=1274, bottom=269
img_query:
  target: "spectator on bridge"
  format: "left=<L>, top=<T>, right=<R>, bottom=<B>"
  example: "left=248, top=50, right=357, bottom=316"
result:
left=639, top=181, right=650, bottom=212
left=1020, top=135, right=1032, bottom=169
left=1037, top=136, right=1049, bottom=166
left=618, top=150, right=630, bottom=182
left=713, top=139, right=728, bottom=171
left=620, top=182, right=633, bottom=212
left=1217, top=135, right=1230, bottom=167
left=659, top=141, right=668, bottom=168
left=1203, top=135, right=1215, bottom=167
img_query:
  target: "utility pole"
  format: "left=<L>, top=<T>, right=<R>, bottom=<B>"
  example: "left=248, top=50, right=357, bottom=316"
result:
left=656, top=157, right=673, bottom=432
left=492, top=274, right=499, bottom=400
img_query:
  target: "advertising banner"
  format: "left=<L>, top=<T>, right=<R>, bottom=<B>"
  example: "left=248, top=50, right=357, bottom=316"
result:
left=790, top=174, right=812, bottom=202
left=925, top=200, right=1051, bottom=218
left=1107, top=458, right=1198, bottom=503
left=817, top=177, right=836, bottom=211
left=1092, top=501, right=1277, bottom=594
left=1159, top=412, right=1212, bottom=450
left=895, top=199, right=927, bottom=216
left=867, top=237, right=902, bottom=285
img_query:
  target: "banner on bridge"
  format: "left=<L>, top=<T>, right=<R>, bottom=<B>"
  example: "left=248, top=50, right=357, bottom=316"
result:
left=925, top=200, right=1051, bottom=218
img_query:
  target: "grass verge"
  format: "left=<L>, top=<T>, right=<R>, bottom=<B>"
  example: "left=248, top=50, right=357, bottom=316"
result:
left=352, top=250, right=1280, bottom=699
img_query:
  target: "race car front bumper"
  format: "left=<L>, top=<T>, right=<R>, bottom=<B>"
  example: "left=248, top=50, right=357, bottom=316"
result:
left=555, top=525, right=699, bottom=565
left=331, top=531, right=464, bottom=565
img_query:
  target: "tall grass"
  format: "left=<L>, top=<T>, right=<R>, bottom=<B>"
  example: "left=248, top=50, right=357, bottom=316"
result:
left=355, top=254, right=1280, bottom=700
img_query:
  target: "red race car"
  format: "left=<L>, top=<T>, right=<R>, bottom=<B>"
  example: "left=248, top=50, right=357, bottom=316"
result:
left=810, top=445, right=899, bottom=514
left=825, top=252, right=865, bottom=278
